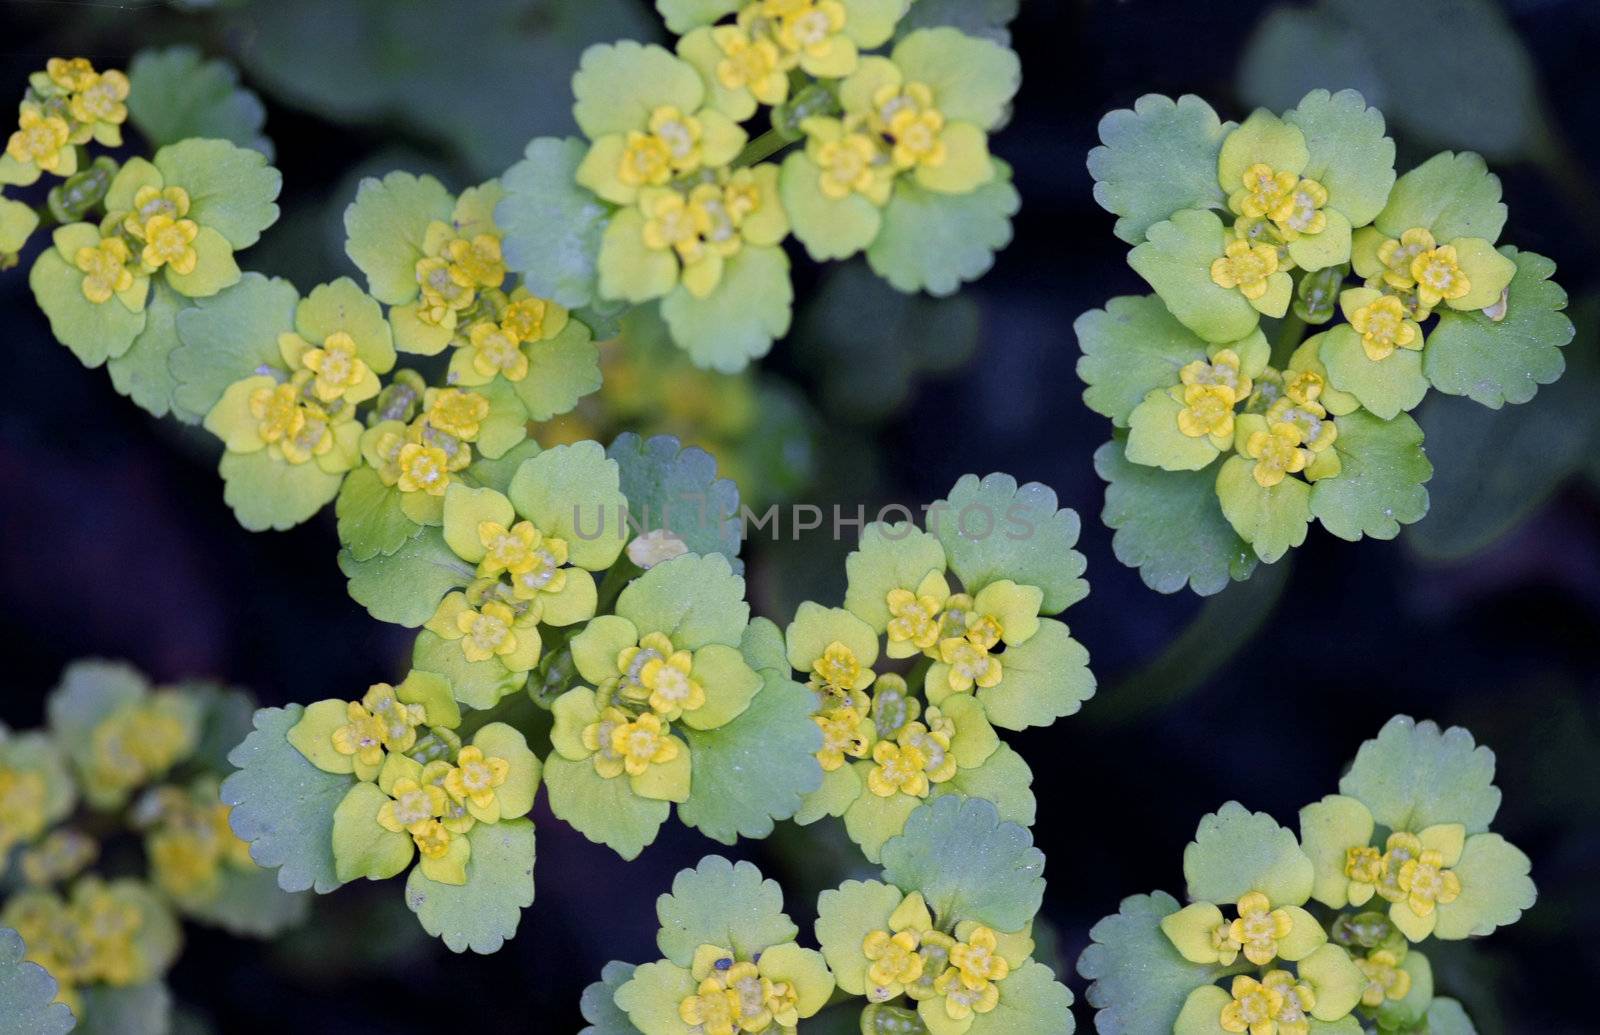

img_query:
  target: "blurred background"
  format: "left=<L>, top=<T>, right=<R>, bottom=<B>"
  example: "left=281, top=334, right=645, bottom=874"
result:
left=2, top=0, right=1597, bottom=1030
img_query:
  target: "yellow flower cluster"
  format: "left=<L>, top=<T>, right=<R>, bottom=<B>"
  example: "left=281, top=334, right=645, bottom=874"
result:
left=368, top=385, right=491, bottom=495
left=409, top=221, right=507, bottom=339
left=728, top=0, right=859, bottom=83
left=19, top=829, right=97, bottom=888
left=1343, top=831, right=1462, bottom=923
left=140, top=784, right=252, bottom=901
left=5, top=57, right=129, bottom=180
left=860, top=894, right=1014, bottom=1024
left=1219, top=970, right=1317, bottom=1035
left=678, top=943, right=804, bottom=1034
left=3, top=879, right=146, bottom=1015
left=580, top=631, right=709, bottom=782
left=0, top=765, right=50, bottom=855
left=87, top=696, right=195, bottom=800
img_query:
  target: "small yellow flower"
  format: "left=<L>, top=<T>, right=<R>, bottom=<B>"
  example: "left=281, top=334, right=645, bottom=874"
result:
left=377, top=777, right=446, bottom=833
left=883, top=95, right=946, bottom=171
left=814, top=704, right=872, bottom=771
left=331, top=701, right=387, bottom=769
left=886, top=587, right=943, bottom=652
left=396, top=442, right=450, bottom=495
left=360, top=683, right=427, bottom=753
left=1180, top=348, right=1252, bottom=399
left=446, top=234, right=505, bottom=289
left=1357, top=949, right=1411, bottom=1007
left=1283, top=368, right=1324, bottom=406
left=688, top=182, right=743, bottom=261
left=0, top=769, right=48, bottom=849
left=301, top=331, right=368, bottom=401
left=640, top=648, right=705, bottom=720
left=467, top=320, right=529, bottom=381
left=454, top=600, right=519, bottom=662
left=1376, top=227, right=1436, bottom=291
left=581, top=706, right=631, bottom=779
left=47, top=58, right=98, bottom=92
left=1244, top=422, right=1309, bottom=488
left=864, top=929, right=924, bottom=992
left=933, top=965, right=1000, bottom=1020
left=815, top=127, right=884, bottom=200
left=478, top=519, right=541, bottom=577
left=1210, top=239, right=1280, bottom=301
left=1176, top=383, right=1238, bottom=441
left=810, top=641, right=870, bottom=696
left=410, top=818, right=454, bottom=859
left=1210, top=922, right=1243, bottom=966
left=500, top=295, right=560, bottom=343
left=123, top=185, right=191, bottom=239
left=866, top=740, right=929, bottom=798
left=73, top=237, right=134, bottom=304
left=611, top=712, right=678, bottom=777
left=938, top=637, right=1001, bottom=693
left=509, top=538, right=569, bottom=601
left=1233, top=164, right=1299, bottom=220
left=444, top=746, right=510, bottom=811
left=1265, top=398, right=1337, bottom=454
left=1344, top=844, right=1384, bottom=902
left=776, top=0, right=849, bottom=62
left=249, top=381, right=305, bottom=445
left=68, top=70, right=130, bottom=127
left=642, top=189, right=707, bottom=263
left=1260, top=969, right=1316, bottom=1035
left=1228, top=892, right=1294, bottom=967
left=7, top=107, right=73, bottom=174
left=415, top=256, right=476, bottom=324
left=713, top=25, right=787, bottom=104
left=678, top=976, right=741, bottom=1035
left=139, top=213, right=200, bottom=275
left=949, top=926, right=1009, bottom=990
left=1395, top=847, right=1461, bottom=918
left=1219, top=973, right=1285, bottom=1035
left=1267, top=178, right=1328, bottom=240
left=1410, top=244, right=1471, bottom=309
left=426, top=387, right=490, bottom=441
left=898, top=711, right=956, bottom=784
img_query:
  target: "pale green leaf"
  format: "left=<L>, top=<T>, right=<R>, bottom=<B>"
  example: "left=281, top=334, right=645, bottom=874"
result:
left=498, top=136, right=608, bottom=309
left=977, top=619, right=1094, bottom=730
left=867, top=160, right=1019, bottom=296
left=842, top=521, right=946, bottom=632
left=0, top=927, right=74, bottom=1035
left=897, top=0, right=1019, bottom=45
left=1424, top=998, right=1477, bottom=1035
left=332, top=782, right=414, bottom=884
left=1433, top=832, right=1534, bottom=940
left=1128, top=208, right=1259, bottom=344
left=608, top=433, right=742, bottom=565
left=1077, top=294, right=1222, bottom=427
left=660, top=245, right=792, bottom=373
left=931, top=742, right=1034, bottom=827
left=1338, top=715, right=1501, bottom=833
left=221, top=705, right=350, bottom=894
left=410, top=631, right=523, bottom=711
left=967, top=959, right=1074, bottom=1035
left=335, top=466, right=418, bottom=561
left=580, top=960, right=641, bottom=1035
left=1183, top=801, right=1314, bottom=907
left=778, top=153, right=882, bottom=263
left=218, top=449, right=345, bottom=533
left=107, top=278, right=193, bottom=422
left=338, top=525, right=474, bottom=627
left=1309, top=410, right=1431, bottom=541
left=890, top=28, right=1019, bottom=131
left=342, top=171, right=454, bottom=304
left=616, top=553, right=750, bottom=650
left=879, top=795, right=1045, bottom=931
left=843, top=781, right=923, bottom=864
left=656, top=0, right=742, bottom=34
left=615, top=961, right=696, bottom=1035
left=153, top=138, right=281, bottom=249
left=542, top=753, right=668, bottom=860
left=1215, top=455, right=1311, bottom=564
left=128, top=47, right=272, bottom=156
left=1423, top=249, right=1571, bottom=408
left=1376, top=150, right=1505, bottom=243
left=655, top=856, right=798, bottom=965
left=571, top=41, right=704, bottom=139
left=1087, top=94, right=1231, bottom=245
left=29, top=248, right=146, bottom=367
left=171, top=272, right=298, bottom=417
left=513, top=318, right=602, bottom=419
left=930, top=472, right=1087, bottom=613
left=1078, top=890, right=1234, bottom=1035
left=1319, top=324, right=1428, bottom=420
left=1283, top=88, right=1394, bottom=227
left=815, top=880, right=904, bottom=996
left=405, top=818, right=537, bottom=953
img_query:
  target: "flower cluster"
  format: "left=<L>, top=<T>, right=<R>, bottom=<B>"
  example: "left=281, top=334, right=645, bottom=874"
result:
left=2, top=58, right=128, bottom=186
left=1081, top=90, right=1573, bottom=595
left=0, top=661, right=305, bottom=1026
left=1079, top=716, right=1535, bottom=1035
left=781, top=473, right=1094, bottom=860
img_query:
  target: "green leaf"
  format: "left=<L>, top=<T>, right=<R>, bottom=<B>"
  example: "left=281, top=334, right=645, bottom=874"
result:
left=1338, top=715, right=1501, bottom=834
left=843, top=781, right=923, bottom=863
left=896, top=0, right=1019, bottom=46
left=1376, top=150, right=1505, bottom=243
left=1095, top=439, right=1256, bottom=595
left=513, top=318, right=602, bottom=419
left=1433, top=832, right=1534, bottom=939
left=1319, top=324, right=1428, bottom=419
left=128, top=47, right=272, bottom=157
left=741, top=617, right=788, bottom=675
left=879, top=796, right=1045, bottom=931
left=1309, top=410, right=1431, bottom=541
left=967, top=960, right=1074, bottom=1035
left=608, top=433, right=742, bottom=564
left=842, top=521, right=946, bottom=632
left=678, top=671, right=823, bottom=843
left=170, top=863, right=312, bottom=938
left=186, top=682, right=260, bottom=774
left=778, top=153, right=882, bottom=263
left=1183, top=801, right=1314, bottom=907
left=815, top=879, right=904, bottom=995
left=1077, top=890, right=1231, bottom=1035
left=342, top=171, right=454, bottom=304
left=411, top=631, right=523, bottom=711
left=1215, top=455, right=1311, bottom=564
left=660, top=245, right=792, bottom=373
left=1077, top=295, right=1229, bottom=427
left=656, top=0, right=742, bottom=34
left=0, top=197, right=37, bottom=253
left=221, top=705, right=350, bottom=894
left=615, top=961, right=697, bottom=1035
left=1087, top=94, right=1231, bottom=245
left=867, top=160, right=1019, bottom=296
left=339, top=525, right=474, bottom=627
left=931, top=742, right=1035, bottom=827
left=29, top=246, right=146, bottom=367
left=171, top=272, right=299, bottom=417
left=616, top=553, right=749, bottom=650
left=929, top=472, right=1087, bottom=613
left=153, top=138, right=281, bottom=249
left=107, top=278, right=193, bottom=422
left=75, top=983, right=170, bottom=1035
left=571, top=41, right=705, bottom=140
left=503, top=441, right=627, bottom=570
left=1423, top=998, right=1477, bottom=1035
left=655, top=855, right=798, bottom=965
left=1423, top=249, right=1571, bottom=408
left=467, top=437, right=543, bottom=496
left=335, top=466, right=418, bottom=561
left=332, top=782, right=414, bottom=883
left=498, top=136, right=608, bottom=309
left=218, top=449, right=345, bottom=533
left=1283, top=88, right=1394, bottom=227
left=977, top=619, right=1094, bottom=730
left=580, top=960, right=641, bottom=1035
left=1127, top=389, right=1225, bottom=472
left=542, top=753, right=668, bottom=860
left=1129, top=208, right=1260, bottom=344
left=405, top=818, right=537, bottom=953
left=890, top=28, right=1019, bottom=131
left=0, top=927, right=74, bottom=1035
left=1375, top=950, right=1433, bottom=1031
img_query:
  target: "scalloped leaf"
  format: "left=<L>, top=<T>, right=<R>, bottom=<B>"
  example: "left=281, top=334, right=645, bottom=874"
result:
left=616, top=553, right=749, bottom=650
left=513, top=318, right=602, bottom=420
left=342, top=171, right=454, bottom=305
left=608, top=433, right=742, bottom=564
left=218, top=449, right=345, bottom=533
left=0, top=927, right=74, bottom=1035
left=338, top=525, right=474, bottom=627
left=1424, top=249, right=1571, bottom=408
left=498, top=136, right=607, bottom=309
left=128, top=47, right=271, bottom=157
left=335, top=467, right=418, bottom=561
left=171, top=272, right=298, bottom=417
left=968, top=959, right=1074, bottom=1035
left=221, top=705, right=350, bottom=894
left=1215, top=455, right=1311, bottom=564
left=542, top=754, right=668, bottom=861
left=1129, top=208, right=1261, bottom=345
left=931, top=742, right=1034, bottom=827
left=1095, top=439, right=1257, bottom=596
left=655, top=856, right=798, bottom=966
left=1284, top=88, right=1395, bottom=228
left=1184, top=802, right=1314, bottom=907
left=580, top=960, right=641, bottom=1035
left=867, top=160, right=1019, bottom=296
left=405, top=818, right=536, bottom=954
left=1078, top=890, right=1231, bottom=1035
left=677, top=671, right=823, bottom=844
left=660, top=245, right=792, bottom=373
left=879, top=796, right=1044, bottom=931
left=929, top=472, right=1087, bottom=613
left=815, top=880, right=904, bottom=996
left=1434, top=832, right=1534, bottom=939
left=976, top=619, right=1094, bottom=730
left=1376, top=150, right=1505, bottom=243
left=153, top=138, right=280, bottom=250
left=1310, top=410, right=1431, bottom=542
left=1338, top=715, right=1501, bottom=834
left=1076, top=294, right=1219, bottom=427
left=897, top=0, right=1019, bottom=45
left=106, top=278, right=193, bottom=422
left=29, top=245, right=146, bottom=367
left=1087, top=94, right=1231, bottom=245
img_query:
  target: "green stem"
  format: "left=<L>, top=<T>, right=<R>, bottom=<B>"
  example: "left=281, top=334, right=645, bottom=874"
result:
left=733, top=128, right=796, bottom=168
left=1270, top=308, right=1307, bottom=369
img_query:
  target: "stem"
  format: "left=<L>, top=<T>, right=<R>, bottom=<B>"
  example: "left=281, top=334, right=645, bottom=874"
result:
left=1270, top=308, right=1307, bottom=369
left=733, top=128, right=796, bottom=168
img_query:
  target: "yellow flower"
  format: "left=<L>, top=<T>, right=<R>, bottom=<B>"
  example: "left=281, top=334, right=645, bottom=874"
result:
left=444, top=746, right=510, bottom=813
left=1395, top=847, right=1461, bottom=917
left=1376, top=227, right=1436, bottom=291
left=478, top=519, right=541, bottom=577
left=123, top=185, right=191, bottom=239
left=933, top=965, right=1000, bottom=1020
left=886, top=587, right=943, bottom=653
left=331, top=701, right=388, bottom=769
left=1244, top=422, right=1308, bottom=488
left=1177, top=383, right=1238, bottom=441
left=713, top=25, right=787, bottom=104
left=8, top=106, right=74, bottom=174
left=642, top=189, right=707, bottom=263
left=1233, top=164, right=1299, bottom=220
left=816, top=126, right=884, bottom=200
left=68, top=70, right=130, bottom=127
left=1357, top=949, right=1411, bottom=1007
left=73, top=237, right=134, bottom=304
left=426, top=387, right=490, bottom=441
left=1260, top=969, right=1316, bottom=1035
left=949, top=926, right=1009, bottom=990
left=139, top=213, right=200, bottom=275
left=0, top=768, right=48, bottom=849
left=1267, top=178, right=1328, bottom=240
left=1210, top=239, right=1280, bottom=301
left=1228, top=892, right=1294, bottom=967
left=500, top=294, right=564, bottom=343
left=1265, top=398, right=1337, bottom=454
left=814, top=704, right=872, bottom=771
left=866, top=740, right=929, bottom=798
left=864, top=929, right=924, bottom=992
left=360, top=683, right=427, bottom=753
left=776, top=0, right=849, bottom=66
left=454, top=600, right=520, bottom=662
left=898, top=711, right=956, bottom=784
left=300, top=331, right=369, bottom=401
left=581, top=706, right=632, bottom=779
left=1219, top=974, right=1285, bottom=1035
left=1182, top=348, right=1252, bottom=397
left=640, top=648, right=706, bottom=721
left=810, top=641, right=871, bottom=696
left=1373, top=831, right=1421, bottom=904
left=509, top=537, right=570, bottom=601
left=467, top=320, right=529, bottom=381
left=880, top=85, right=946, bottom=172
left=415, top=256, right=476, bottom=324
left=410, top=818, right=455, bottom=858
left=1210, top=921, right=1243, bottom=966
left=611, top=713, right=678, bottom=777
left=397, top=442, right=451, bottom=495
left=249, top=381, right=305, bottom=446
left=1283, top=368, right=1324, bottom=406
left=1410, top=244, right=1471, bottom=309
left=679, top=976, right=741, bottom=1035
left=446, top=234, right=505, bottom=289
left=47, top=58, right=99, bottom=92
left=938, top=637, right=1001, bottom=693
left=377, top=778, right=447, bottom=833
left=1344, top=844, right=1385, bottom=904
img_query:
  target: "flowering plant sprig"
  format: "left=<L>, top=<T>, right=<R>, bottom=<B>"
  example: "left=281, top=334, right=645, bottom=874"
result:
left=782, top=474, right=1095, bottom=861
left=1079, top=90, right=1574, bottom=595
left=1078, top=716, right=1535, bottom=1035
left=0, top=661, right=307, bottom=1031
